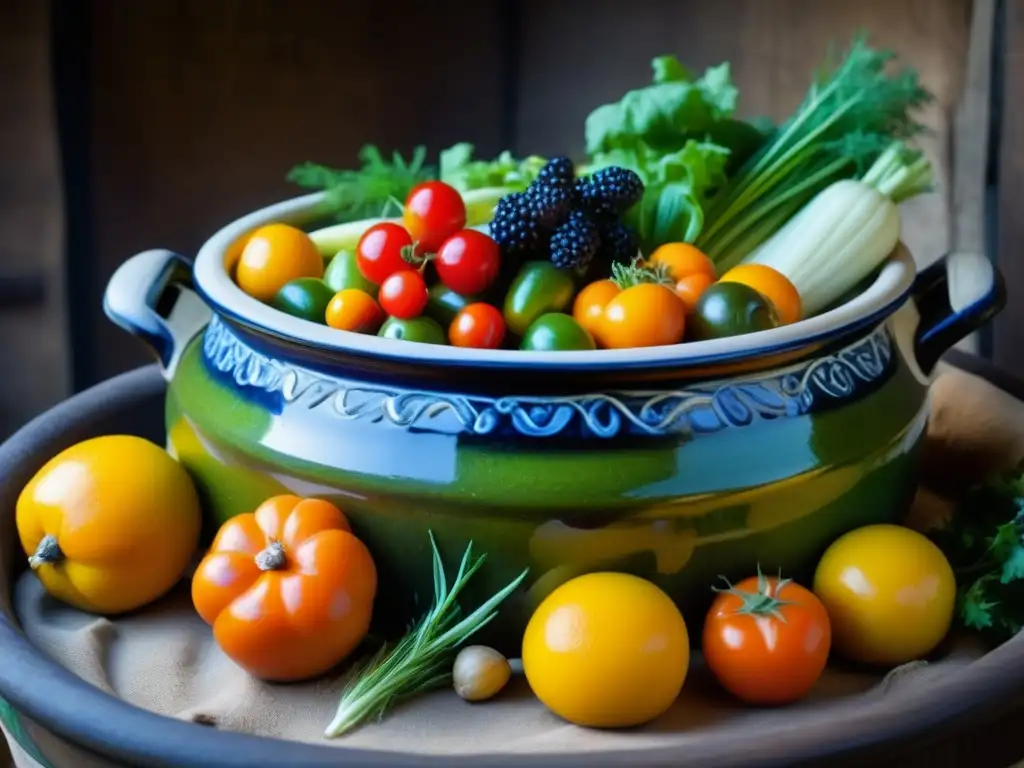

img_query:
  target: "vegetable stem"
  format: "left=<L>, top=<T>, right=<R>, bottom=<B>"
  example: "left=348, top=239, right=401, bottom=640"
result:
left=324, top=534, right=528, bottom=738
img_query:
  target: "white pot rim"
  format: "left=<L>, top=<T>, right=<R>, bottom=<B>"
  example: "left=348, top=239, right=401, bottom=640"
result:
left=192, top=192, right=915, bottom=371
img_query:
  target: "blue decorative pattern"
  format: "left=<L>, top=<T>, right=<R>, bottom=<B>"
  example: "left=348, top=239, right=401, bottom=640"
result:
left=202, top=316, right=894, bottom=439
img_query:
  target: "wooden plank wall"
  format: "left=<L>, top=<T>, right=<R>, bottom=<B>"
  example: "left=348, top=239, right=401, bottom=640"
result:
left=0, top=0, right=69, bottom=439
left=997, top=0, right=1024, bottom=371
left=16, top=0, right=1020, bottom=393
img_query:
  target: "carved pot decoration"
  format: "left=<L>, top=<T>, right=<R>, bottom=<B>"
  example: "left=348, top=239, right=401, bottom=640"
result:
left=104, top=193, right=1005, bottom=647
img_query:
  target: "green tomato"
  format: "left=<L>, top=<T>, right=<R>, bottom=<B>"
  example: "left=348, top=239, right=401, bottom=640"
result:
left=271, top=277, right=335, bottom=323
left=324, top=248, right=378, bottom=297
left=378, top=316, right=447, bottom=345
left=688, top=282, right=780, bottom=341
left=520, top=313, right=596, bottom=351
left=425, top=283, right=479, bottom=327
left=503, top=261, right=576, bottom=337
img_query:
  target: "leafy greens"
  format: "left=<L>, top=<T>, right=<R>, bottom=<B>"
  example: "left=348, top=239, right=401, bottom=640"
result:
left=932, top=465, right=1024, bottom=643
left=583, top=55, right=764, bottom=249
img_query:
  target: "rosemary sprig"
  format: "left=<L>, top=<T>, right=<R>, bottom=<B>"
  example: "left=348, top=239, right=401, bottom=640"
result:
left=324, top=533, right=528, bottom=738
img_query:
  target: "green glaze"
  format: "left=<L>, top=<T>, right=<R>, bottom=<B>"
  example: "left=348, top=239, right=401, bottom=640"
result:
left=377, top=316, right=447, bottom=344
left=689, top=282, right=781, bottom=341
left=271, top=277, right=334, bottom=324
left=168, top=329, right=929, bottom=653
left=520, top=313, right=596, bottom=351
left=503, top=261, right=576, bottom=337
left=323, top=248, right=378, bottom=297
left=0, top=696, right=54, bottom=768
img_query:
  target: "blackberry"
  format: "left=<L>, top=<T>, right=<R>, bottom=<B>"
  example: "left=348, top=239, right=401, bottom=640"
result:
left=596, top=216, right=640, bottom=264
left=489, top=192, right=546, bottom=255
left=576, top=167, right=645, bottom=215
left=536, top=156, right=576, bottom=190
left=525, top=184, right=573, bottom=229
left=549, top=209, right=601, bottom=270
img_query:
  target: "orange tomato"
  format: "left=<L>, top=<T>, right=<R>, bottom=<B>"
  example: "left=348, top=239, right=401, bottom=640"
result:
left=674, top=272, right=715, bottom=313
left=648, top=243, right=717, bottom=282
left=703, top=572, right=830, bottom=705
left=192, top=495, right=377, bottom=682
left=719, top=264, right=802, bottom=325
left=325, top=289, right=384, bottom=333
left=235, top=224, right=324, bottom=302
left=596, top=283, right=686, bottom=349
left=572, top=279, right=621, bottom=338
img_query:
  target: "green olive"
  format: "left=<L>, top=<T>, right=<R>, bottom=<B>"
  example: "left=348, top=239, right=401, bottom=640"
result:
left=271, top=278, right=335, bottom=323
left=503, top=262, right=576, bottom=337
left=378, top=316, right=447, bottom=345
left=520, top=313, right=596, bottom=351
left=323, top=248, right=378, bottom=297
left=688, top=282, right=780, bottom=341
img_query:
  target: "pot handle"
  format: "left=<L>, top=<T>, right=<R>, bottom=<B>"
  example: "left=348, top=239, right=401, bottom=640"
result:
left=912, top=251, right=1006, bottom=373
left=103, top=249, right=212, bottom=379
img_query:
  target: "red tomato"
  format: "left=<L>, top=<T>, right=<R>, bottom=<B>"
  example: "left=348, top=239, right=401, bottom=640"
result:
left=449, top=303, right=506, bottom=349
left=356, top=223, right=413, bottom=285
left=435, top=230, right=501, bottom=295
left=379, top=270, right=429, bottom=319
left=703, top=571, right=831, bottom=705
left=403, top=181, right=467, bottom=253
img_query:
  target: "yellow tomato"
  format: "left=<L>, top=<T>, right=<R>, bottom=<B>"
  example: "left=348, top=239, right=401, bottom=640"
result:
left=522, top=572, right=689, bottom=728
left=719, top=264, right=802, bottom=325
left=235, top=223, right=324, bottom=302
left=648, top=243, right=717, bottom=282
left=597, top=283, right=686, bottom=349
left=16, top=435, right=202, bottom=615
left=813, top=524, right=956, bottom=667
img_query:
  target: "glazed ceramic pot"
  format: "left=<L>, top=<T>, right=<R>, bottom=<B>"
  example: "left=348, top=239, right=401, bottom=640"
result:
left=103, top=193, right=1005, bottom=645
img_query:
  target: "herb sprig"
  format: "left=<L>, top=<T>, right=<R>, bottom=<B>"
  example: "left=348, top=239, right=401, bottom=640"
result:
left=288, top=145, right=435, bottom=222
left=324, top=534, right=527, bottom=738
left=932, top=464, right=1024, bottom=641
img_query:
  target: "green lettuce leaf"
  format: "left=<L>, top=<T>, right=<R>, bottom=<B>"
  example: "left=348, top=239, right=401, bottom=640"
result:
left=439, top=143, right=546, bottom=193
left=584, top=56, right=738, bottom=155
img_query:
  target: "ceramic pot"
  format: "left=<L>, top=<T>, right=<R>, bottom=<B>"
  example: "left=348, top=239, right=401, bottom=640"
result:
left=103, top=193, right=1005, bottom=644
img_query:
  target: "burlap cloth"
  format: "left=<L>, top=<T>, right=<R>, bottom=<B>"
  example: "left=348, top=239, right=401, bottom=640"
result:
left=8, top=362, right=1024, bottom=758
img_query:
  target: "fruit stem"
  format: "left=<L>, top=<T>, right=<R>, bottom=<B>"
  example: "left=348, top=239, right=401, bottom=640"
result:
left=28, top=534, right=64, bottom=570
left=255, top=540, right=286, bottom=571
left=713, top=566, right=795, bottom=621
left=609, top=257, right=672, bottom=290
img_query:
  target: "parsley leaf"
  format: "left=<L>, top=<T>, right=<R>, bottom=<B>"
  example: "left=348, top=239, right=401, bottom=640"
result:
left=1001, top=544, right=1024, bottom=584
left=287, top=144, right=435, bottom=222
left=934, top=463, right=1024, bottom=643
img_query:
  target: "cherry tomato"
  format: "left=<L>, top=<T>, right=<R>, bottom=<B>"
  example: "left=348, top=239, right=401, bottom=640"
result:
left=703, top=571, right=831, bottom=705
left=597, top=284, right=686, bottom=349
left=814, top=525, right=955, bottom=667
left=435, top=230, right=501, bottom=295
left=325, top=289, right=384, bottom=334
left=356, top=222, right=413, bottom=285
left=449, top=303, right=506, bottom=349
left=688, top=282, right=779, bottom=341
left=719, top=264, right=802, bottom=325
left=674, top=272, right=714, bottom=313
left=648, top=242, right=716, bottom=282
left=403, top=181, right=467, bottom=253
left=235, top=224, right=324, bottom=302
left=379, top=270, right=429, bottom=319
left=572, top=279, right=621, bottom=339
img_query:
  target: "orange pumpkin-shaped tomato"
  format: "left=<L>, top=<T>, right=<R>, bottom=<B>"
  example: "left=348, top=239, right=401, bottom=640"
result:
left=191, top=495, right=377, bottom=682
